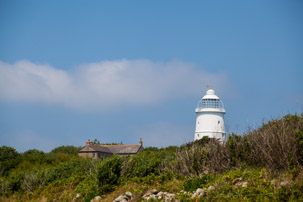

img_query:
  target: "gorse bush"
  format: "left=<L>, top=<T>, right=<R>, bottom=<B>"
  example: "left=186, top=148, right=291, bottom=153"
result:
left=121, top=148, right=176, bottom=178
left=183, top=174, right=215, bottom=191
left=97, top=155, right=123, bottom=194
left=225, top=114, right=303, bottom=171
left=1, top=157, right=95, bottom=195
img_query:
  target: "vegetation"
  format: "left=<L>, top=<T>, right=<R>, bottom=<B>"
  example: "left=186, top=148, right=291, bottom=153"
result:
left=0, top=114, right=302, bottom=201
left=90, top=139, right=123, bottom=145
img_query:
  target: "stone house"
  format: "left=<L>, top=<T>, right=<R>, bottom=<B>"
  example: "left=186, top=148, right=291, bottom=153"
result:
left=78, top=138, right=144, bottom=159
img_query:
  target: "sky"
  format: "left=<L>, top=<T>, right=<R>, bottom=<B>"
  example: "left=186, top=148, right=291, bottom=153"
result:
left=0, top=0, right=302, bottom=152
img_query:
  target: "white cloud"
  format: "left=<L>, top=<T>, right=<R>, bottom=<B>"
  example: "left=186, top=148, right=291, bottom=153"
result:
left=0, top=59, right=230, bottom=110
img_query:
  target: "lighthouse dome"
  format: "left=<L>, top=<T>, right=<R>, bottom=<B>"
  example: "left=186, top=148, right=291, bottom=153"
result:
left=202, top=89, right=220, bottom=100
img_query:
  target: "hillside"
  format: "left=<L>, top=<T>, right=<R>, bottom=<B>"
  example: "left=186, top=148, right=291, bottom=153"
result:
left=1, top=114, right=303, bottom=201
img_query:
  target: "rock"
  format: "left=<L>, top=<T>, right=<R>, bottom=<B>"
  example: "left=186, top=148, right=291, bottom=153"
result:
left=114, top=195, right=124, bottom=202
left=241, top=181, right=248, bottom=188
left=207, top=186, right=215, bottom=191
left=196, top=188, right=203, bottom=194
left=196, top=188, right=206, bottom=197
left=166, top=193, right=176, bottom=199
left=157, top=191, right=163, bottom=196
left=232, top=178, right=243, bottom=185
left=280, top=180, right=289, bottom=186
left=151, top=189, right=159, bottom=194
left=125, top=192, right=132, bottom=199
left=148, top=194, right=157, bottom=200
left=75, top=193, right=81, bottom=199
left=91, top=196, right=102, bottom=202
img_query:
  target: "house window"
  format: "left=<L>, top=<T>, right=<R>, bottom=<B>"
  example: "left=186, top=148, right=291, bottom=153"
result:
left=93, top=153, right=95, bottom=158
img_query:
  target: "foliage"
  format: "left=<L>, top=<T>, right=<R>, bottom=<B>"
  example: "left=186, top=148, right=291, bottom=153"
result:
left=23, top=149, right=46, bottom=163
left=0, top=146, right=19, bottom=162
left=1, top=114, right=303, bottom=201
left=183, top=174, right=215, bottom=192
left=97, top=155, right=123, bottom=194
left=0, top=146, right=20, bottom=176
left=121, top=147, right=176, bottom=178
left=50, top=145, right=81, bottom=156
left=91, top=138, right=122, bottom=145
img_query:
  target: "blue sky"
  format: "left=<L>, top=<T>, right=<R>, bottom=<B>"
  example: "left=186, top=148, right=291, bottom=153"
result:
left=0, top=0, right=302, bottom=152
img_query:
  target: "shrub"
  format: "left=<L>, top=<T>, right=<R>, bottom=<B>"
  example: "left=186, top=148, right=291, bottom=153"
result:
left=0, top=146, right=19, bottom=162
left=0, top=146, right=21, bottom=176
left=183, top=174, right=215, bottom=191
left=97, top=155, right=123, bottom=194
left=173, top=139, right=209, bottom=176
left=50, top=145, right=81, bottom=156
left=122, top=148, right=175, bottom=178
left=23, top=149, right=46, bottom=163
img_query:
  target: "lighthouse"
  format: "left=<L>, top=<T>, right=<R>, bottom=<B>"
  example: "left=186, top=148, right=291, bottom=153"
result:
left=194, top=87, right=226, bottom=142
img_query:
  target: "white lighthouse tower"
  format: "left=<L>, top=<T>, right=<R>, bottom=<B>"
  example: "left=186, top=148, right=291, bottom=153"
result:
left=194, top=87, right=226, bottom=142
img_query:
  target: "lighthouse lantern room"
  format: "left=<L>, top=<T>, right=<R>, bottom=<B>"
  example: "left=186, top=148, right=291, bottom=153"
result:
left=194, top=88, right=226, bottom=142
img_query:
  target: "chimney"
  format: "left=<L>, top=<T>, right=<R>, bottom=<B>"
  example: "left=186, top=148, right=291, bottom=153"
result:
left=139, top=138, right=143, bottom=145
left=86, top=139, right=90, bottom=145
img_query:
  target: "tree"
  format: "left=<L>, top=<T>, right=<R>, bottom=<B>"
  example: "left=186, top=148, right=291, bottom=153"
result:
left=23, top=149, right=45, bottom=163
left=0, top=146, right=20, bottom=176
left=0, top=146, right=19, bottom=162
left=50, top=145, right=81, bottom=156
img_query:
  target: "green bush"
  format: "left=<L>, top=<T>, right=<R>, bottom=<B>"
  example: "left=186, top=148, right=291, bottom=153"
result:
left=0, top=146, right=21, bottom=176
left=183, top=174, right=215, bottom=192
left=23, top=149, right=46, bottom=163
left=97, top=155, right=123, bottom=194
left=50, top=145, right=81, bottom=156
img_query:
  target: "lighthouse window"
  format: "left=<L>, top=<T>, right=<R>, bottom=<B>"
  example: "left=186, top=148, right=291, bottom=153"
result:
left=202, top=99, right=220, bottom=109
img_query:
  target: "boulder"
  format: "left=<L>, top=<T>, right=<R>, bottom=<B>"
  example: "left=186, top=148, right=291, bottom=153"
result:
left=207, top=186, right=215, bottom=191
left=241, top=181, right=248, bottom=188
left=91, top=196, right=102, bottom=202
left=75, top=193, right=81, bottom=199
left=151, top=189, right=159, bottom=194
left=280, top=179, right=291, bottom=187
left=148, top=194, right=157, bottom=200
left=232, top=178, right=243, bottom=185
left=114, top=195, right=124, bottom=202
left=166, top=193, right=176, bottom=200
left=125, top=192, right=132, bottom=199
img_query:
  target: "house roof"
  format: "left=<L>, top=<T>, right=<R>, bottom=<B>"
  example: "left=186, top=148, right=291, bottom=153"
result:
left=78, top=144, right=143, bottom=154
left=102, top=144, right=142, bottom=154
